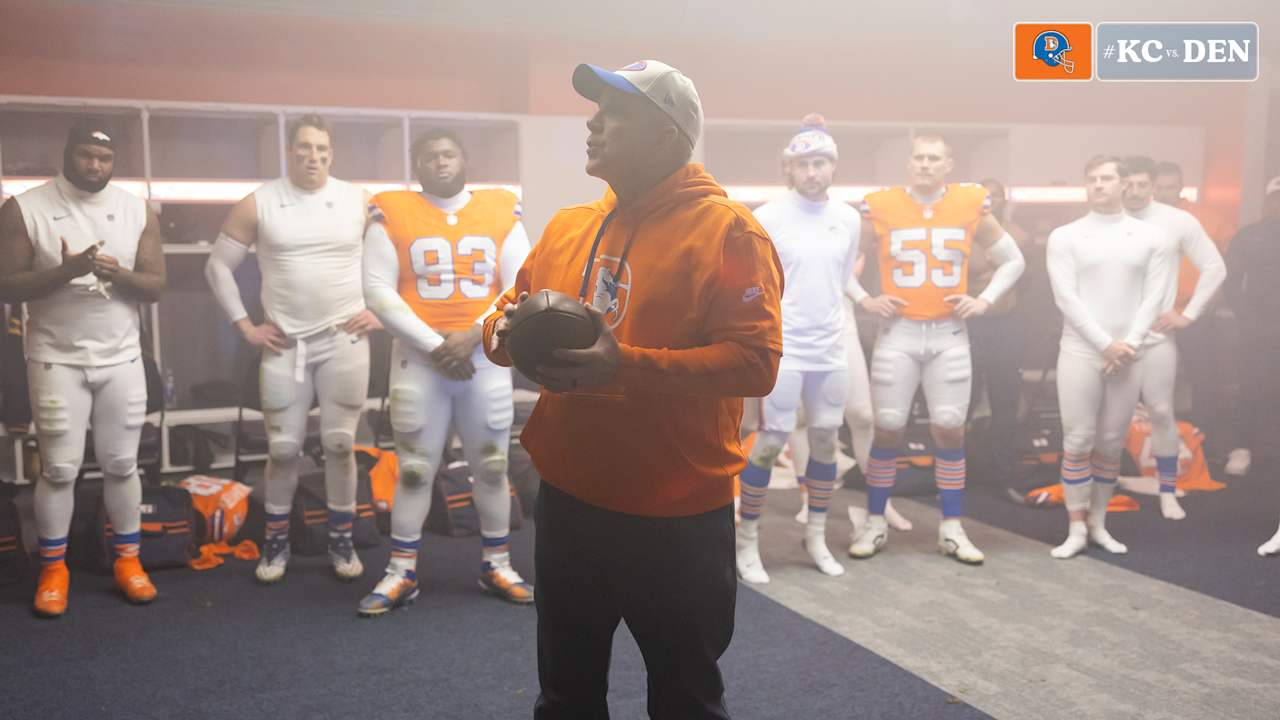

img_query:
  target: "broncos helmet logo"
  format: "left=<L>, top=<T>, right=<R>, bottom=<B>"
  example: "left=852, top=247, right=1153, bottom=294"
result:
left=1033, top=30, right=1075, bottom=73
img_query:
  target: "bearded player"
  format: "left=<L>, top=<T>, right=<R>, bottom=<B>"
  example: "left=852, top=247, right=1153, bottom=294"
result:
left=845, top=135, right=1025, bottom=565
left=358, top=129, right=533, bottom=616
left=736, top=115, right=862, bottom=582
left=0, top=119, right=166, bottom=616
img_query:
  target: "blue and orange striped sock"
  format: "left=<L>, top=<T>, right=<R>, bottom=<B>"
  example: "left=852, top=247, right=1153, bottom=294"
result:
left=1093, top=456, right=1121, bottom=486
left=866, top=445, right=898, bottom=515
left=482, top=534, right=510, bottom=566
left=1060, top=450, right=1093, bottom=511
left=38, top=536, right=68, bottom=567
left=112, top=530, right=141, bottom=560
left=389, top=535, right=420, bottom=575
left=1156, top=455, right=1178, bottom=494
left=739, top=461, right=772, bottom=522
left=935, top=448, right=966, bottom=518
left=327, top=508, right=354, bottom=541
left=804, top=459, right=838, bottom=519
left=265, top=512, right=290, bottom=542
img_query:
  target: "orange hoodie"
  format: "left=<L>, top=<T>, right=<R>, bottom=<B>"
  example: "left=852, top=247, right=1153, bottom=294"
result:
left=483, top=164, right=783, bottom=517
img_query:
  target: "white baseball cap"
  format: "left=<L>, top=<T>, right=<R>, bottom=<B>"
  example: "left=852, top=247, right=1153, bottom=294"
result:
left=1266, top=175, right=1280, bottom=195
left=572, top=60, right=703, bottom=148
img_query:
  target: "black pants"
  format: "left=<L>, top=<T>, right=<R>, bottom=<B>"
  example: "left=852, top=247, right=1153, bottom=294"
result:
left=1175, top=316, right=1225, bottom=451
left=533, top=482, right=736, bottom=720
left=968, top=311, right=1025, bottom=485
left=1230, top=332, right=1280, bottom=454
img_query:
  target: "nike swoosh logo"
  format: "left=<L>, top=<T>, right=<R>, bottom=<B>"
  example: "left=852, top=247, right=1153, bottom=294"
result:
left=52, top=214, right=70, bottom=221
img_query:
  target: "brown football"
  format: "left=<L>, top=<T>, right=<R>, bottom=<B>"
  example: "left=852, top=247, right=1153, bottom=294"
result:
left=505, top=290, right=600, bottom=381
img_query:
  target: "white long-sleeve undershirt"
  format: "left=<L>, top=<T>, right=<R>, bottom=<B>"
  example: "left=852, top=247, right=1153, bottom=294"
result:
left=1047, top=210, right=1171, bottom=358
left=1127, top=200, right=1227, bottom=343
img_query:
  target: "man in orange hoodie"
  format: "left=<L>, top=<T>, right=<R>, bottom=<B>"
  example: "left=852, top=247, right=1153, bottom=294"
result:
left=483, top=60, right=783, bottom=718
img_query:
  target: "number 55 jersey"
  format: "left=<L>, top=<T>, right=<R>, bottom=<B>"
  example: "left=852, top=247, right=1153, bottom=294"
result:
left=862, top=183, right=990, bottom=320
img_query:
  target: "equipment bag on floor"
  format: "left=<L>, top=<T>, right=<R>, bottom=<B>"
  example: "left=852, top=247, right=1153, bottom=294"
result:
left=95, top=484, right=198, bottom=571
left=289, top=470, right=381, bottom=555
left=0, top=496, right=29, bottom=585
left=425, top=460, right=524, bottom=538
left=355, top=446, right=398, bottom=535
left=180, top=475, right=254, bottom=545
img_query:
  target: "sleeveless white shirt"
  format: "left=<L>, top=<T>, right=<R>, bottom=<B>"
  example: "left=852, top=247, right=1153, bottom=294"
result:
left=254, top=177, right=366, bottom=337
left=17, top=176, right=147, bottom=366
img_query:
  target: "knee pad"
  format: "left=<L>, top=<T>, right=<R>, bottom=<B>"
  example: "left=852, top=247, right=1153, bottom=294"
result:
left=267, top=439, right=301, bottom=464
left=874, top=407, right=909, bottom=432
left=749, top=432, right=787, bottom=468
left=1062, top=431, right=1095, bottom=457
left=476, top=442, right=508, bottom=478
left=930, top=405, right=968, bottom=430
left=807, top=427, right=839, bottom=464
left=43, top=462, right=79, bottom=485
left=101, top=456, right=138, bottom=478
left=398, top=453, right=435, bottom=487
left=322, top=430, right=354, bottom=457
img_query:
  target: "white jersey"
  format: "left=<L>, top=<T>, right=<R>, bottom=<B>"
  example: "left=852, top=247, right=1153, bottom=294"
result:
left=254, top=177, right=366, bottom=337
left=1047, top=211, right=1170, bottom=360
left=16, top=176, right=147, bottom=366
left=1126, top=200, right=1226, bottom=346
left=753, top=190, right=860, bottom=370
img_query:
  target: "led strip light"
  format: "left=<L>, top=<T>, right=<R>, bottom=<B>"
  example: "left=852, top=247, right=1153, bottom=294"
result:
left=0, top=178, right=522, bottom=203
left=0, top=178, right=1195, bottom=205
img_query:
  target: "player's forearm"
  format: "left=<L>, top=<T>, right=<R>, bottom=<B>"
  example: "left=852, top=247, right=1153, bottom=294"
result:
left=204, top=234, right=250, bottom=323
left=615, top=342, right=780, bottom=397
left=845, top=273, right=871, bottom=303
left=1047, top=240, right=1112, bottom=351
left=0, top=265, right=77, bottom=303
left=975, top=233, right=1025, bottom=305
left=363, top=283, right=443, bottom=355
left=361, top=223, right=443, bottom=354
left=1180, top=250, right=1227, bottom=322
left=1125, top=254, right=1172, bottom=347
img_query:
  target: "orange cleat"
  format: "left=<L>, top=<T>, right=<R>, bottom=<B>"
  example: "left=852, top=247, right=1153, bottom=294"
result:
left=33, top=562, right=70, bottom=618
left=113, top=557, right=157, bottom=605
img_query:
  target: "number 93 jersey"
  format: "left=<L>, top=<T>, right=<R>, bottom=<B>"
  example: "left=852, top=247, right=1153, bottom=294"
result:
left=862, top=183, right=990, bottom=321
left=371, top=189, right=521, bottom=333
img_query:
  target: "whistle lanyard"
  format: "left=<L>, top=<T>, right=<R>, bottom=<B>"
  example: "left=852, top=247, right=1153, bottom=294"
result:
left=576, top=209, right=636, bottom=304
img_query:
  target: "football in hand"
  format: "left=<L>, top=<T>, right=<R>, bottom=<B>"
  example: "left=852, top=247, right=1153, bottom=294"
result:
left=505, top=290, right=600, bottom=381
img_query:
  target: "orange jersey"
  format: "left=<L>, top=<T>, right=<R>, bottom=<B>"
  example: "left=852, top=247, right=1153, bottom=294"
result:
left=862, top=184, right=989, bottom=320
left=371, top=189, right=521, bottom=333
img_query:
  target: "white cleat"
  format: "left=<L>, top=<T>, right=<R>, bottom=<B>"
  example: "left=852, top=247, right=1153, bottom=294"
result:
left=735, top=532, right=770, bottom=584
left=1159, top=493, right=1187, bottom=521
left=1258, top=525, right=1280, bottom=557
left=329, top=534, right=364, bottom=581
left=938, top=520, right=984, bottom=565
left=1088, top=525, right=1128, bottom=554
left=255, top=537, right=290, bottom=584
left=1225, top=448, right=1252, bottom=477
left=804, top=533, right=845, bottom=577
left=848, top=516, right=888, bottom=559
